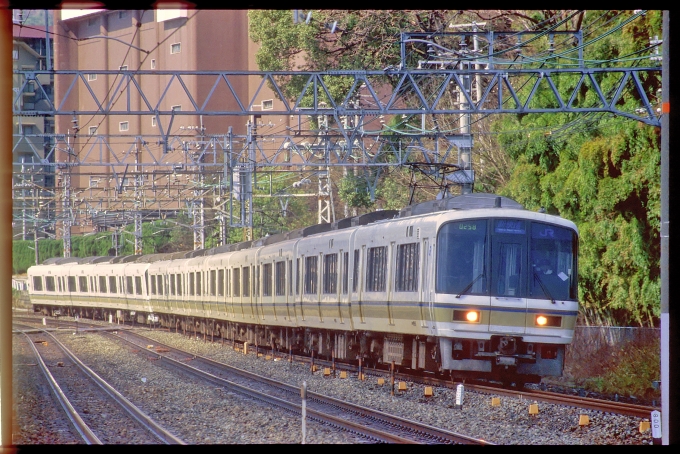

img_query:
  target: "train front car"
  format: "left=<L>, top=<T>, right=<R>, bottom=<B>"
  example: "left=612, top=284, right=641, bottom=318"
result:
left=432, top=195, right=579, bottom=387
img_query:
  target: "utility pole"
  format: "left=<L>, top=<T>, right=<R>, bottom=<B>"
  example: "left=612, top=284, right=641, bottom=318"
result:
left=133, top=142, right=143, bottom=255
left=448, top=22, right=485, bottom=195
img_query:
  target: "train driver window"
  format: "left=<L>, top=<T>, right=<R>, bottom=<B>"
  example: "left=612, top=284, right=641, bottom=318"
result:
left=436, top=220, right=487, bottom=295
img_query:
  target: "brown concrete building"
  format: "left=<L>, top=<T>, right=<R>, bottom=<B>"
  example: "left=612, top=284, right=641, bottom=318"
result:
left=53, top=9, right=294, bottom=237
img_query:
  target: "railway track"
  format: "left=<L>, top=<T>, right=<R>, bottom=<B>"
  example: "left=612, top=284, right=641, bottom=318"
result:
left=15, top=314, right=658, bottom=423
left=106, top=328, right=490, bottom=444
left=13, top=323, right=186, bottom=445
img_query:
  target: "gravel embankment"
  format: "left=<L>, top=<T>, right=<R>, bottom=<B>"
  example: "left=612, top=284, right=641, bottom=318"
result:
left=13, top=326, right=655, bottom=445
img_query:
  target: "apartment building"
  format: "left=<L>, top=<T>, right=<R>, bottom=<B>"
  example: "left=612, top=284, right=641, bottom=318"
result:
left=54, top=9, right=293, bottom=236
left=12, top=20, right=55, bottom=241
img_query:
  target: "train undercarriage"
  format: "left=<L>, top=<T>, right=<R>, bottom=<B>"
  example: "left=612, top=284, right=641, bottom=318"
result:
left=34, top=304, right=561, bottom=387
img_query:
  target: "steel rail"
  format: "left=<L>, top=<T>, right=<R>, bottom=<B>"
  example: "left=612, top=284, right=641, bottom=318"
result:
left=111, top=330, right=490, bottom=444
left=18, top=330, right=102, bottom=445
left=35, top=328, right=186, bottom=445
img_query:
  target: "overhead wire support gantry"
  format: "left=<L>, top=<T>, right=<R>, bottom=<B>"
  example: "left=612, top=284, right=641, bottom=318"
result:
left=13, top=67, right=662, bottom=127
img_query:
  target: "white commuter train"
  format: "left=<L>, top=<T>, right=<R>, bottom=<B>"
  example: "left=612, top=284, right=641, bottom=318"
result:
left=28, top=193, right=579, bottom=385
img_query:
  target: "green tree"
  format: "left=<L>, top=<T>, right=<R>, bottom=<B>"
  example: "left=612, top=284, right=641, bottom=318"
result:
left=496, top=10, right=662, bottom=326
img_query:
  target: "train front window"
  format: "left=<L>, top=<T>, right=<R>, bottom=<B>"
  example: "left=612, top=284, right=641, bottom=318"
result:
left=530, top=223, right=577, bottom=301
left=436, top=220, right=487, bottom=295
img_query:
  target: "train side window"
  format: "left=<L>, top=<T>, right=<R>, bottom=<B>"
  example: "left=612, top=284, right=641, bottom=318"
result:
left=98, top=276, right=107, bottom=293
left=176, top=274, right=182, bottom=296
left=108, top=276, right=117, bottom=294
left=170, top=274, right=176, bottom=295
left=275, top=261, right=285, bottom=296
left=79, top=276, right=88, bottom=293
left=304, top=256, right=318, bottom=295
left=189, top=272, right=195, bottom=296
left=395, top=242, right=420, bottom=292
left=296, top=258, right=300, bottom=295
left=233, top=268, right=240, bottom=297
left=32, top=276, right=43, bottom=291
left=135, top=276, right=142, bottom=295
left=196, top=272, right=202, bottom=296
left=210, top=270, right=216, bottom=296
left=68, top=276, right=77, bottom=292
left=263, top=263, right=273, bottom=297
left=342, top=252, right=349, bottom=294
left=288, top=260, right=293, bottom=297
left=242, top=267, right=250, bottom=297
left=126, top=276, right=133, bottom=294
left=45, top=276, right=55, bottom=292
left=157, top=275, right=164, bottom=295
left=150, top=275, right=157, bottom=295
left=365, top=246, right=387, bottom=292
left=218, top=269, right=224, bottom=297
left=323, top=253, right=337, bottom=294
left=352, top=249, right=360, bottom=293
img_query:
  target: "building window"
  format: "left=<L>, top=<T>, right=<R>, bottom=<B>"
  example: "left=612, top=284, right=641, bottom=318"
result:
left=151, top=117, right=156, bottom=127
left=12, top=49, right=18, bottom=60
left=171, top=105, right=181, bottom=112
left=170, top=42, right=181, bottom=54
left=119, top=65, right=128, bottom=71
left=119, top=121, right=129, bottom=132
left=87, top=73, right=97, bottom=81
left=150, top=59, right=156, bottom=69
left=262, top=99, right=274, bottom=110
left=21, top=124, right=35, bottom=135
left=89, top=126, right=97, bottom=136
left=89, top=176, right=99, bottom=188
left=118, top=11, right=127, bottom=19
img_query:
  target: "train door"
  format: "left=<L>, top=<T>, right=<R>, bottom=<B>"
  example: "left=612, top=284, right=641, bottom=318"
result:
left=387, top=242, right=395, bottom=325
left=357, top=246, right=365, bottom=323
left=419, top=238, right=430, bottom=329
left=490, top=219, right=528, bottom=334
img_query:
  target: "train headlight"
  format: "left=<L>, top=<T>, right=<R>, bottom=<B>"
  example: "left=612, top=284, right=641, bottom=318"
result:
left=453, top=310, right=480, bottom=323
left=535, top=315, right=562, bottom=327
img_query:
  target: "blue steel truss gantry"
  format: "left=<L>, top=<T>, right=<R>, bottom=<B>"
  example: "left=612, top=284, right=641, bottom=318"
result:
left=12, top=63, right=662, bottom=254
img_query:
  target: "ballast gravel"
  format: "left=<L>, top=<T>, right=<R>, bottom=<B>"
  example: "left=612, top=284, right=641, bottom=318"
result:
left=13, top=326, right=655, bottom=445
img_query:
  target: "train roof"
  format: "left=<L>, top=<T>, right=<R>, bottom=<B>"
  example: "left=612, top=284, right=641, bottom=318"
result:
left=399, top=193, right=523, bottom=217
left=34, top=193, right=534, bottom=267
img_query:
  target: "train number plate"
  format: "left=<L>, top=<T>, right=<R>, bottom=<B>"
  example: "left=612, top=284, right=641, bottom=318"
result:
left=496, top=356, right=517, bottom=366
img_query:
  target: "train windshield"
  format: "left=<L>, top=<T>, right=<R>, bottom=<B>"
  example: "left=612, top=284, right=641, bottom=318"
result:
left=436, top=220, right=488, bottom=295
left=436, top=218, right=578, bottom=301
